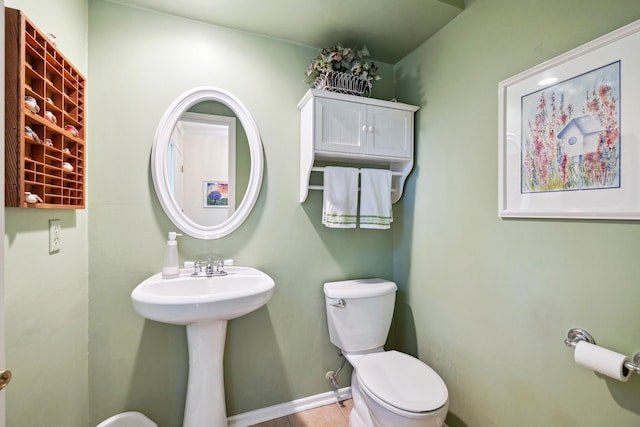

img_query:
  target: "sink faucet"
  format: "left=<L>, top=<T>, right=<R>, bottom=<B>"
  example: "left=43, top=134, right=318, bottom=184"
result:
left=185, top=259, right=234, bottom=277
left=205, top=259, right=215, bottom=276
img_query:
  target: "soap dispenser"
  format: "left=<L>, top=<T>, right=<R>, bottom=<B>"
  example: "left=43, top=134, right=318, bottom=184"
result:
left=162, top=232, right=181, bottom=279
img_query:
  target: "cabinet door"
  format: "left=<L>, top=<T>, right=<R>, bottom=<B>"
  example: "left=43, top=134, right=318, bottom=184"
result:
left=367, top=106, right=413, bottom=158
left=314, top=97, right=367, bottom=154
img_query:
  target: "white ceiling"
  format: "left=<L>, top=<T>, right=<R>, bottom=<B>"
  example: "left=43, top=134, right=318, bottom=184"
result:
left=109, top=0, right=465, bottom=63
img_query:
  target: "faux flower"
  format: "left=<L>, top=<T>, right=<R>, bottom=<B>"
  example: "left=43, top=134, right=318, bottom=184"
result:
left=304, top=44, right=381, bottom=86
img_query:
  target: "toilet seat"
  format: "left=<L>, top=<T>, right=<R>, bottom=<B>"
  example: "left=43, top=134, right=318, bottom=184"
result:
left=356, top=351, right=448, bottom=414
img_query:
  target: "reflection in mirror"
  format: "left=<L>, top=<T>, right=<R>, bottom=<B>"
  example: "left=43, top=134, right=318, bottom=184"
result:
left=169, top=112, right=238, bottom=226
left=152, top=87, right=263, bottom=239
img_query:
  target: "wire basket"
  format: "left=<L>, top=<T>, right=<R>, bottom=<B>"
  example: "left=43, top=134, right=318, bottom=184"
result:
left=314, top=71, right=372, bottom=97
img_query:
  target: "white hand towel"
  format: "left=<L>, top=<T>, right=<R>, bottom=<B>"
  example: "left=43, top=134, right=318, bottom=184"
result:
left=359, top=168, right=393, bottom=229
left=322, top=166, right=359, bottom=228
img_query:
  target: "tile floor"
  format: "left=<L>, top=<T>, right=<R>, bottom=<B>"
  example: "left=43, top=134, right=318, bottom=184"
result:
left=249, top=399, right=353, bottom=427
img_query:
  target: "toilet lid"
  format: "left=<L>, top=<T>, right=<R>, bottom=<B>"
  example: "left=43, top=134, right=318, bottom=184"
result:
left=357, top=351, right=448, bottom=413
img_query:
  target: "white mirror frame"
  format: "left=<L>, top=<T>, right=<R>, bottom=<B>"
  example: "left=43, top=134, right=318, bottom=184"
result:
left=152, top=87, right=263, bottom=239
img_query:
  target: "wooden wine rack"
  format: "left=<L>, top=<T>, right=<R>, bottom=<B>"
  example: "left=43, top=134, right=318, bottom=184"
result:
left=5, top=7, right=86, bottom=209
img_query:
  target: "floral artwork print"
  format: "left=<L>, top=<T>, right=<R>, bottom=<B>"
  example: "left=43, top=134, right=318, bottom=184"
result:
left=521, top=61, right=620, bottom=193
left=204, top=181, right=228, bottom=207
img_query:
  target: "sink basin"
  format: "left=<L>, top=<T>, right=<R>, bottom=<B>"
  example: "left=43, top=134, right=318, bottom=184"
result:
left=131, top=266, right=275, bottom=427
left=131, top=266, right=275, bottom=324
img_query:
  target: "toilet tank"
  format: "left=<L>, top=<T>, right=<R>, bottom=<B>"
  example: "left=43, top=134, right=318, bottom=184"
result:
left=324, top=279, right=397, bottom=353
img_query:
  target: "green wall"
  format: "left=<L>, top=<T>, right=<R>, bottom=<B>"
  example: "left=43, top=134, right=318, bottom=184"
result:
left=7, top=1, right=640, bottom=426
left=3, top=0, right=89, bottom=426
left=87, top=1, right=394, bottom=425
left=393, top=0, right=640, bottom=426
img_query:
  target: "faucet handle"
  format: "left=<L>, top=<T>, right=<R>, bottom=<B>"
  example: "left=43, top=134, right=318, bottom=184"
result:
left=216, top=259, right=234, bottom=268
left=184, top=261, right=203, bottom=276
left=184, top=261, right=203, bottom=268
left=213, top=259, right=234, bottom=274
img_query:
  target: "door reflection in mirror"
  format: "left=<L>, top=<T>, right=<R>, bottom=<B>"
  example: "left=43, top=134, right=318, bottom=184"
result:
left=169, top=112, right=236, bottom=226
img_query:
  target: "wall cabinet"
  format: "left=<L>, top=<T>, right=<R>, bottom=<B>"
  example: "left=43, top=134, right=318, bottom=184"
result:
left=5, top=7, right=86, bottom=209
left=298, top=89, right=419, bottom=203
left=313, top=95, right=413, bottom=159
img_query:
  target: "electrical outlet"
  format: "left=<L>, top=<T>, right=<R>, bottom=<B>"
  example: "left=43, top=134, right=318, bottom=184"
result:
left=49, top=219, right=61, bottom=253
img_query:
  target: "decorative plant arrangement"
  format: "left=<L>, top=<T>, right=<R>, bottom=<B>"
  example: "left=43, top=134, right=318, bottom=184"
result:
left=304, top=44, right=381, bottom=97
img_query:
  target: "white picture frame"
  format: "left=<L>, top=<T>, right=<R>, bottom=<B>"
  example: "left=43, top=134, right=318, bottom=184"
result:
left=498, top=19, right=640, bottom=219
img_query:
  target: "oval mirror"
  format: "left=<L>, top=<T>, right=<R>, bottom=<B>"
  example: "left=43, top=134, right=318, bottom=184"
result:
left=152, top=87, right=263, bottom=239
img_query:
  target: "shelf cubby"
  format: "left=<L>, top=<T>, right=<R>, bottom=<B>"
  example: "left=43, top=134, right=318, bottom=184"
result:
left=5, top=7, right=86, bottom=209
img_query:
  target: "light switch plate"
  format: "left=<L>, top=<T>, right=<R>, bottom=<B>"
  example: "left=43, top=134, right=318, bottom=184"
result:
left=49, top=219, right=61, bottom=254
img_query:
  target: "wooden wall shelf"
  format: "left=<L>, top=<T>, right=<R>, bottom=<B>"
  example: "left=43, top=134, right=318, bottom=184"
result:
left=5, top=7, right=86, bottom=209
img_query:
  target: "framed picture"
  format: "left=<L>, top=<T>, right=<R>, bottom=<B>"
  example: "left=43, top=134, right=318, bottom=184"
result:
left=203, top=181, right=229, bottom=207
left=498, top=19, right=640, bottom=219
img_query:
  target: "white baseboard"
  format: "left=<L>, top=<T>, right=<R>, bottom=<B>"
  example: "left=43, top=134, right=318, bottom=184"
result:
left=227, top=387, right=352, bottom=427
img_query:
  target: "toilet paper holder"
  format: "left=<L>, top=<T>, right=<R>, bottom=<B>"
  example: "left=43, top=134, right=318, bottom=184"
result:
left=564, top=328, right=640, bottom=375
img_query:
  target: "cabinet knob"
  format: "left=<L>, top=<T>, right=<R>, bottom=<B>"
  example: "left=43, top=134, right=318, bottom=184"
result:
left=368, top=126, right=373, bottom=133
left=361, top=125, right=367, bottom=132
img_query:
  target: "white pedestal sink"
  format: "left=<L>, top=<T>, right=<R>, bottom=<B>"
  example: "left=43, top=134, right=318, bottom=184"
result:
left=131, top=266, right=275, bottom=427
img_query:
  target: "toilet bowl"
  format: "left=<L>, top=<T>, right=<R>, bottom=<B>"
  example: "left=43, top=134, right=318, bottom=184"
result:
left=96, top=411, right=157, bottom=427
left=324, top=279, right=449, bottom=427
left=356, top=351, right=448, bottom=427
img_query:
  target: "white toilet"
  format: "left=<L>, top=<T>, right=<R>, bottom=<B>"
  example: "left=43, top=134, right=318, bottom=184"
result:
left=324, top=278, right=449, bottom=427
left=96, top=411, right=157, bottom=427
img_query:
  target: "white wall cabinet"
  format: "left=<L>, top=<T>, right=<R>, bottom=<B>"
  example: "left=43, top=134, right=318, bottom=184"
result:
left=298, top=89, right=419, bottom=203
left=314, top=96, right=413, bottom=158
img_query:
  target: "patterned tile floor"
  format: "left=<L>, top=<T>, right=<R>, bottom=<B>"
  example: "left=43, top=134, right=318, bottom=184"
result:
left=249, top=399, right=352, bottom=427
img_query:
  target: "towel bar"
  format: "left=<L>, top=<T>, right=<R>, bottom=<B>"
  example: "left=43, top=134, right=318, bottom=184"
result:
left=308, top=185, right=398, bottom=193
left=311, top=166, right=403, bottom=176
left=308, top=167, right=400, bottom=193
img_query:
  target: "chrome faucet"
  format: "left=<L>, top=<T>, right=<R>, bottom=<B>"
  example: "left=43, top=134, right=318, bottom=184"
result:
left=205, top=258, right=215, bottom=276
left=185, top=259, right=234, bottom=277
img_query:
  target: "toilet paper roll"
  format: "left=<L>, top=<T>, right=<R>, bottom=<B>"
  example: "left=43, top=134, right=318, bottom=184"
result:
left=574, top=341, right=631, bottom=382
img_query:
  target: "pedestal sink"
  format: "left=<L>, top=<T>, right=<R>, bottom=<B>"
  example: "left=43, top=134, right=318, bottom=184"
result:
left=131, top=266, right=275, bottom=427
